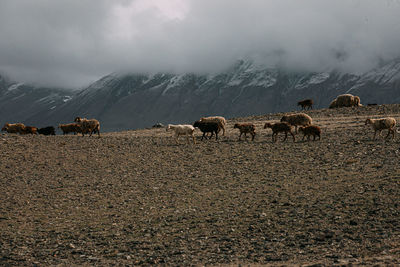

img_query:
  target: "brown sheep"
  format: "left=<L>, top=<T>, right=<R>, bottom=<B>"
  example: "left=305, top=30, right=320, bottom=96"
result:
left=58, top=123, right=81, bottom=135
left=74, top=117, right=100, bottom=137
left=297, top=99, right=313, bottom=110
left=365, top=117, right=396, bottom=140
left=199, top=116, right=226, bottom=136
left=1, top=123, right=26, bottom=134
left=329, top=94, right=361, bottom=108
left=233, top=123, right=256, bottom=141
left=21, top=126, right=38, bottom=135
left=298, top=125, right=321, bottom=141
left=264, top=122, right=295, bottom=142
left=280, top=113, right=312, bottom=133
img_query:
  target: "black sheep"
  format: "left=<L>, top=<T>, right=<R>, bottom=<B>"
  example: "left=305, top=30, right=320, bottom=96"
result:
left=37, top=126, right=56, bottom=135
left=193, top=121, right=219, bottom=140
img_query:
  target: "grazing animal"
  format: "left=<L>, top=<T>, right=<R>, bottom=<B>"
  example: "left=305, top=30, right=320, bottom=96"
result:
left=58, top=123, right=81, bottom=135
left=365, top=117, right=396, bottom=140
left=233, top=123, right=256, bottom=141
left=297, top=99, right=313, bottom=110
left=21, top=126, right=38, bottom=135
left=298, top=125, right=321, bottom=141
left=1, top=123, right=26, bottom=134
left=193, top=120, right=220, bottom=141
left=37, top=126, right=56, bottom=135
left=280, top=113, right=312, bottom=133
left=264, top=122, right=295, bottom=142
left=329, top=94, right=361, bottom=108
left=166, top=124, right=196, bottom=144
left=74, top=117, right=100, bottom=137
left=199, top=116, right=226, bottom=136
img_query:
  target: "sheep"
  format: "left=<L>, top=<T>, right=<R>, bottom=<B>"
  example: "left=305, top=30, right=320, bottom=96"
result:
left=74, top=117, right=101, bottom=137
left=38, top=126, right=56, bottom=135
left=58, top=123, right=81, bottom=135
left=264, top=122, right=295, bottom=142
left=166, top=124, right=196, bottom=144
left=297, top=99, right=313, bottom=110
left=280, top=113, right=312, bottom=133
left=193, top=121, right=220, bottom=140
left=298, top=125, right=321, bottom=141
left=365, top=117, right=396, bottom=140
left=329, top=94, right=361, bottom=108
left=233, top=123, right=256, bottom=141
left=199, top=116, right=226, bottom=136
left=1, top=123, right=26, bottom=134
left=21, top=126, right=38, bottom=135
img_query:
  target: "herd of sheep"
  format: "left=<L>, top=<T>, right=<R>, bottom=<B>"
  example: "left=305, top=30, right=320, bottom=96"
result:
left=1, top=117, right=100, bottom=137
left=1, top=94, right=398, bottom=143
left=166, top=94, right=397, bottom=144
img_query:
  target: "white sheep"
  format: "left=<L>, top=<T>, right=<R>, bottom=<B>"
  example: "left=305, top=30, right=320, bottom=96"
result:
left=280, top=113, right=312, bottom=133
left=365, top=117, right=396, bottom=140
left=166, top=124, right=196, bottom=144
left=199, top=116, right=227, bottom=136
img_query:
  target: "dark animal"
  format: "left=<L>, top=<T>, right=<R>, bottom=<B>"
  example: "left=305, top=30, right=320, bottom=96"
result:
left=264, top=122, right=296, bottom=143
left=38, top=126, right=56, bottom=135
left=21, top=126, right=38, bottom=135
left=298, top=125, right=321, bottom=141
left=297, top=99, right=313, bottom=110
left=233, top=123, right=256, bottom=141
left=193, top=121, right=220, bottom=140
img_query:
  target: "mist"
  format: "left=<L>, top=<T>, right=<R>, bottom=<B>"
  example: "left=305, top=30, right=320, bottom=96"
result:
left=0, top=0, right=400, bottom=88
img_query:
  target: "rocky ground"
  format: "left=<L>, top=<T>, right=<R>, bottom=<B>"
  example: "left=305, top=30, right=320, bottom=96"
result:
left=0, top=104, right=399, bottom=266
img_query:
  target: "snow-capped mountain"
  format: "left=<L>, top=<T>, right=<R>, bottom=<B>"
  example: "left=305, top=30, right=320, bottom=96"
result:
left=1, top=58, right=400, bottom=132
left=0, top=75, right=73, bottom=128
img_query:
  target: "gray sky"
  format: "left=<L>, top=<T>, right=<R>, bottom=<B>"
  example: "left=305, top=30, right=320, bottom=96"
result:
left=0, top=0, right=400, bottom=88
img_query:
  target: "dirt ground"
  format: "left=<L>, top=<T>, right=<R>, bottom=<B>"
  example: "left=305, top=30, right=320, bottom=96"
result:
left=0, top=104, right=399, bottom=266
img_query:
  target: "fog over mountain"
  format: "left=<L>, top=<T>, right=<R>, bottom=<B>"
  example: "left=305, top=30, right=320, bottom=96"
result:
left=1, top=0, right=400, bottom=88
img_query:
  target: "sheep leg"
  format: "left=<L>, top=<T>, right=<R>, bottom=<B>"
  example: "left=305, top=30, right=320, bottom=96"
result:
left=385, top=129, right=392, bottom=139
left=290, top=131, right=296, bottom=142
left=272, top=133, right=276, bottom=143
left=201, top=132, right=206, bottom=141
left=215, top=131, right=218, bottom=140
left=209, top=131, right=214, bottom=140
left=238, top=132, right=243, bottom=141
left=251, top=132, right=255, bottom=141
left=295, top=126, right=298, bottom=134
left=302, top=134, right=305, bottom=141
left=282, top=132, right=288, bottom=142
left=192, top=134, right=196, bottom=144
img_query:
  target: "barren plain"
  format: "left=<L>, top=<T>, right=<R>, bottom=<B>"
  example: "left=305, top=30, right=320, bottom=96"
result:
left=0, top=104, right=399, bottom=266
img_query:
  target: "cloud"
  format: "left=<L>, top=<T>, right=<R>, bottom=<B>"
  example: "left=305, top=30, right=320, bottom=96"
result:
left=0, top=0, right=400, bottom=88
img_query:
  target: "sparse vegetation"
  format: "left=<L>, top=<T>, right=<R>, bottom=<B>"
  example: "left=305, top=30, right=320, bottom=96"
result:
left=0, top=104, right=399, bottom=266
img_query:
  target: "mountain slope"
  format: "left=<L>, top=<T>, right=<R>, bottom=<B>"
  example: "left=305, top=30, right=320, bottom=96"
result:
left=2, top=58, right=400, bottom=132
left=0, top=75, right=73, bottom=128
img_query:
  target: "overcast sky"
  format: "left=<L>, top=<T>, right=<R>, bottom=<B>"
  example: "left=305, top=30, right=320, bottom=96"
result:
left=0, top=0, right=400, bottom=88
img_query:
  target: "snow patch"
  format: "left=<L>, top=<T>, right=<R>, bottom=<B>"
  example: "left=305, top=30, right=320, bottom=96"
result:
left=162, top=74, right=185, bottom=95
left=7, top=83, right=24, bottom=91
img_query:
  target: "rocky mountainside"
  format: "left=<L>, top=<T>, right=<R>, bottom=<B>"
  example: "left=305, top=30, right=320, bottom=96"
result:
left=1, top=58, right=400, bottom=132
left=0, top=75, right=72, bottom=128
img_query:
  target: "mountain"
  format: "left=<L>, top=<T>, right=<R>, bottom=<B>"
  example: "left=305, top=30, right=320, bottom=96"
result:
left=1, top=58, right=400, bottom=132
left=0, top=75, right=73, bottom=128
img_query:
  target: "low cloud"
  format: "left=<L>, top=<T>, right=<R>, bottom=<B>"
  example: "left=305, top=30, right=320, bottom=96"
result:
left=0, top=0, right=400, bottom=88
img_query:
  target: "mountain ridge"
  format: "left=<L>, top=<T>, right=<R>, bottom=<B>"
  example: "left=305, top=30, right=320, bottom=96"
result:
left=1, top=58, right=400, bottom=132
